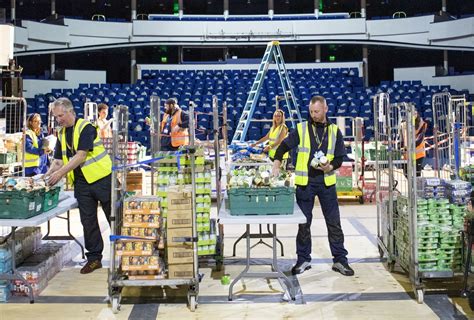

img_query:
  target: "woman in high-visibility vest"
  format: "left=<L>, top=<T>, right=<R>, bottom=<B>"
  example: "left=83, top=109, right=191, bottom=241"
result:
left=25, top=113, right=50, bottom=176
left=251, top=109, right=289, bottom=164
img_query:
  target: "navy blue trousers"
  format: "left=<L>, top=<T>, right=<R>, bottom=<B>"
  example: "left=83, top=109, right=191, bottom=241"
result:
left=295, top=175, right=348, bottom=264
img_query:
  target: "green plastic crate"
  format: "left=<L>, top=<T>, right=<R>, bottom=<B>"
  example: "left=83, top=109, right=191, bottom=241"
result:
left=0, top=189, right=44, bottom=219
left=0, top=153, right=16, bottom=164
left=43, top=187, right=60, bottom=212
left=336, top=177, right=353, bottom=192
left=228, top=187, right=295, bottom=216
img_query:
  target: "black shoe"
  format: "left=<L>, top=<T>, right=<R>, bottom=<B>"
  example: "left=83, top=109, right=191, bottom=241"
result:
left=291, top=261, right=312, bottom=275
left=332, top=262, right=354, bottom=276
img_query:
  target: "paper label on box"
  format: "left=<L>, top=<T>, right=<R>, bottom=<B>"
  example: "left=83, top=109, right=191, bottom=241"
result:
left=29, top=201, right=35, bottom=211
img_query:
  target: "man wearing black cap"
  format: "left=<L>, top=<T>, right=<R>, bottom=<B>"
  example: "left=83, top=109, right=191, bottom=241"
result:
left=160, top=98, right=189, bottom=151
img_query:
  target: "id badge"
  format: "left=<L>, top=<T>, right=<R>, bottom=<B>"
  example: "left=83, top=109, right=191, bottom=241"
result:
left=163, top=128, right=168, bottom=134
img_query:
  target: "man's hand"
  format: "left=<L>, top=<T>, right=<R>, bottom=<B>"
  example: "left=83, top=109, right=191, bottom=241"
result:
left=263, top=145, right=271, bottom=153
left=272, top=160, right=281, bottom=177
left=47, top=170, right=64, bottom=186
left=317, top=161, right=333, bottom=174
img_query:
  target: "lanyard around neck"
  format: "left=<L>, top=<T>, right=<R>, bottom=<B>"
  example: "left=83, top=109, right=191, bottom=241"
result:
left=312, top=123, right=327, bottom=150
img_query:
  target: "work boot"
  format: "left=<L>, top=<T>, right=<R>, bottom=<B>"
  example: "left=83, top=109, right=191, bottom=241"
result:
left=332, top=262, right=355, bottom=276
left=291, top=261, right=312, bottom=275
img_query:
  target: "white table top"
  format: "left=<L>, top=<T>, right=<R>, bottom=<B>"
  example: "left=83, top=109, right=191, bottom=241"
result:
left=0, top=191, right=78, bottom=227
left=218, top=199, right=307, bottom=225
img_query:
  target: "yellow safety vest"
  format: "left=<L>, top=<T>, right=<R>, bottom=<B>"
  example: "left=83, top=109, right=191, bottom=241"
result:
left=59, top=118, right=112, bottom=185
left=25, top=129, right=39, bottom=168
left=294, top=122, right=338, bottom=187
left=268, top=124, right=289, bottom=159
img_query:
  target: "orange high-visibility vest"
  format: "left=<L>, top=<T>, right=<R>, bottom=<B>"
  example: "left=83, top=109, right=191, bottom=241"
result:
left=415, top=120, right=427, bottom=160
left=161, top=109, right=189, bottom=147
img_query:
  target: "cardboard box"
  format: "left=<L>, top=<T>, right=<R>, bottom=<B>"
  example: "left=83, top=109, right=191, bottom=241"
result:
left=168, top=186, right=193, bottom=211
left=167, top=245, right=194, bottom=264
left=167, top=210, right=193, bottom=229
left=168, top=263, right=194, bottom=279
left=167, top=227, right=193, bottom=247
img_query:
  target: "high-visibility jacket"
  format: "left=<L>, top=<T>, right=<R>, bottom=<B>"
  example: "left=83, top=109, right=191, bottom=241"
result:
left=415, top=120, right=427, bottom=160
left=268, top=124, right=289, bottom=159
left=59, top=118, right=112, bottom=185
left=294, top=122, right=338, bottom=187
left=25, top=129, right=39, bottom=168
left=161, top=109, right=189, bottom=147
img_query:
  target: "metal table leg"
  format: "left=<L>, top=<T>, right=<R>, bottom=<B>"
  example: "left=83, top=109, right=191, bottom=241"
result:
left=42, top=210, right=85, bottom=259
left=232, top=224, right=285, bottom=257
left=228, top=224, right=296, bottom=301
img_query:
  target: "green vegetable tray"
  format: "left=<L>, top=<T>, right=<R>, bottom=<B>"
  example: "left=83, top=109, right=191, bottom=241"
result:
left=0, top=189, right=44, bottom=219
left=228, top=187, right=295, bottom=216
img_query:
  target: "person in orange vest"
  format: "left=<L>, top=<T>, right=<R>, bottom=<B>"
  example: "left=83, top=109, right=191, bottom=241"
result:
left=413, top=109, right=428, bottom=176
left=401, top=109, right=427, bottom=177
left=160, top=98, right=189, bottom=151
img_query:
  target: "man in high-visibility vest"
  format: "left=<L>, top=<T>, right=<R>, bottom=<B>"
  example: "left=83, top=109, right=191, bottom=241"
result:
left=272, top=96, right=354, bottom=276
left=160, top=98, right=189, bottom=151
left=46, top=97, right=112, bottom=274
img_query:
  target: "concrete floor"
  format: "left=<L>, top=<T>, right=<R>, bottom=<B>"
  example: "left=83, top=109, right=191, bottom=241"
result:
left=1, top=199, right=474, bottom=320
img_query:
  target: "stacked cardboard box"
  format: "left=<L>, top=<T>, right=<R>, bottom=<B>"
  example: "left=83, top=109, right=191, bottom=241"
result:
left=166, top=186, right=194, bottom=279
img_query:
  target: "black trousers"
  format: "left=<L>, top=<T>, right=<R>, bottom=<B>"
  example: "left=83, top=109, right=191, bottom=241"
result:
left=74, top=174, right=111, bottom=262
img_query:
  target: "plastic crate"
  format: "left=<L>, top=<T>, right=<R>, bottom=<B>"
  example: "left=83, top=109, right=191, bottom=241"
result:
left=228, top=187, right=295, bottom=216
left=43, top=187, right=60, bottom=212
left=0, top=153, right=16, bottom=164
left=0, top=189, right=44, bottom=219
left=336, top=177, right=353, bottom=192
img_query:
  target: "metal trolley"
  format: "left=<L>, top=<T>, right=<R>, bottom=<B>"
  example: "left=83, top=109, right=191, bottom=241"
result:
left=329, top=116, right=365, bottom=203
left=375, top=93, right=454, bottom=303
left=107, top=102, right=200, bottom=313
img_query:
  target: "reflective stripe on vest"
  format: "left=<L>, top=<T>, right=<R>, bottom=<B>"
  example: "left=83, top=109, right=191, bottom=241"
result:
left=268, top=124, right=288, bottom=159
left=294, top=122, right=338, bottom=187
left=324, top=124, right=338, bottom=186
left=25, top=129, right=39, bottom=168
left=60, top=118, right=112, bottom=185
left=295, top=122, right=310, bottom=186
left=161, top=109, right=189, bottom=147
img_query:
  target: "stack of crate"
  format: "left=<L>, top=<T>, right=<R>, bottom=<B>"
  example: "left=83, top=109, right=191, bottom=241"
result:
left=166, top=186, right=195, bottom=279
left=156, top=149, right=217, bottom=256
left=336, top=162, right=353, bottom=192
left=118, top=196, right=166, bottom=280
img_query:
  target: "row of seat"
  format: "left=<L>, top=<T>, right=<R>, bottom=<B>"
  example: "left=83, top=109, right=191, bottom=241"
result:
left=27, top=68, right=472, bottom=148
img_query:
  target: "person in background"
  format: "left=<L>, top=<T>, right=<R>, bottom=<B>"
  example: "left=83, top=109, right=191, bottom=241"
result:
left=46, top=97, right=112, bottom=274
left=413, top=110, right=428, bottom=176
left=160, top=98, right=189, bottom=151
left=401, top=109, right=427, bottom=177
left=250, top=109, right=289, bottom=166
left=272, top=96, right=354, bottom=277
left=25, top=113, right=50, bottom=176
left=97, top=103, right=113, bottom=139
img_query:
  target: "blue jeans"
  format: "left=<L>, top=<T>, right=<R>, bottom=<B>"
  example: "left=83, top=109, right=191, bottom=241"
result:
left=295, top=175, right=348, bottom=264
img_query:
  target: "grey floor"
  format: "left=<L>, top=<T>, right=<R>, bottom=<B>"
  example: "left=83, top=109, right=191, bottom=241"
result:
left=2, top=198, right=474, bottom=320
